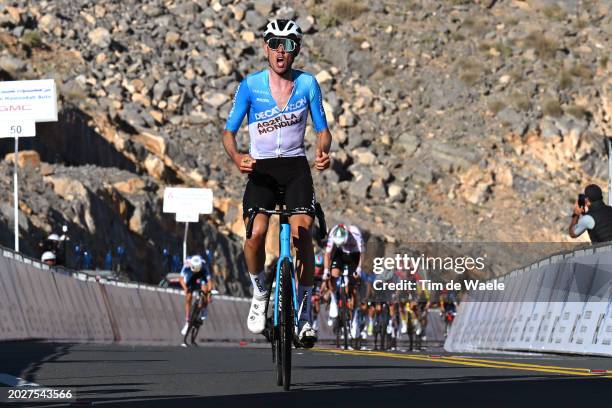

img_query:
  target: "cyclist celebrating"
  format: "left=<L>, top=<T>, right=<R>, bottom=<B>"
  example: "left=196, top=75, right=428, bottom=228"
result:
left=324, top=224, right=365, bottom=319
left=222, top=19, right=332, bottom=348
left=179, top=255, right=213, bottom=336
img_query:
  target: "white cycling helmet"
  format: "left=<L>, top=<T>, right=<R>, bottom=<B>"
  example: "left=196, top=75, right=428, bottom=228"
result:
left=264, top=19, right=303, bottom=43
left=189, top=255, right=203, bottom=272
left=47, top=233, right=60, bottom=241
left=41, top=251, right=56, bottom=263
left=331, top=224, right=349, bottom=247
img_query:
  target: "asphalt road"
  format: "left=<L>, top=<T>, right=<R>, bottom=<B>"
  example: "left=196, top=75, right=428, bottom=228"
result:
left=1, top=341, right=611, bottom=407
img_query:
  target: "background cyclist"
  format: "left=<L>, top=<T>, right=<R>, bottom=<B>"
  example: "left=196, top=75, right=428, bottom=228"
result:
left=179, top=255, right=213, bottom=336
left=222, top=19, right=332, bottom=348
left=324, top=224, right=365, bottom=322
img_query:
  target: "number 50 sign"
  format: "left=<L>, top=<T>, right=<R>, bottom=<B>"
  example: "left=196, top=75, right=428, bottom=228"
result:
left=0, top=79, right=58, bottom=138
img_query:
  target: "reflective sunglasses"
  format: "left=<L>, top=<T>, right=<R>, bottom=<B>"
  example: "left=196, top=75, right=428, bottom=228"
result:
left=266, top=37, right=298, bottom=52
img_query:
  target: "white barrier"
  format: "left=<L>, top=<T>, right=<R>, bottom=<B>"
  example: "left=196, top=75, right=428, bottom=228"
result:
left=445, top=244, right=612, bottom=356
left=0, top=246, right=447, bottom=346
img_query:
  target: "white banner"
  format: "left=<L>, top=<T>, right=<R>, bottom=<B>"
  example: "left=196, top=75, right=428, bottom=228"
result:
left=0, top=79, right=57, bottom=122
left=163, top=187, right=213, bottom=216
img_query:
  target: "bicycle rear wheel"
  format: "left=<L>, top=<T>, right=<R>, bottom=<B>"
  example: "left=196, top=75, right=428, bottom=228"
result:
left=280, top=258, right=294, bottom=391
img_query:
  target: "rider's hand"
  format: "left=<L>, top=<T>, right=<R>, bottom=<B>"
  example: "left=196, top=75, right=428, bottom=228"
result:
left=314, top=147, right=330, bottom=171
left=573, top=200, right=584, bottom=217
left=234, top=154, right=256, bottom=174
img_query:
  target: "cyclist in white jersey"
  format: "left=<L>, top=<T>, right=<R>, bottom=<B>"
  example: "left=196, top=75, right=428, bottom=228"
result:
left=222, top=19, right=332, bottom=347
left=324, top=224, right=365, bottom=318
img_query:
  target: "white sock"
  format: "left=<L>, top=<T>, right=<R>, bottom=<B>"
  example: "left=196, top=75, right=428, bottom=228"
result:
left=249, top=271, right=267, bottom=299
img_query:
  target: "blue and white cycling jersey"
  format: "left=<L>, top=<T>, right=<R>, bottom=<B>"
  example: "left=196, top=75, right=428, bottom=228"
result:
left=225, top=69, right=329, bottom=159
left=180, top=256, right=211, bottom=285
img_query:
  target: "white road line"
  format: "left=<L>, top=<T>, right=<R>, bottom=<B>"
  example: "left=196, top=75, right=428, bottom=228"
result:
left=0, top=373, right=41, bottom=387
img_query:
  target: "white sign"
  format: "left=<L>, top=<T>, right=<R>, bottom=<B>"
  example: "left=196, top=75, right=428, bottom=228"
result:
left=0, top=121, right=36, bottom=138
left=0, top=79, right=58, bottom=122
left=163, top=187, right=213, bottom=216
left=176, top=211, right=200, bottom=223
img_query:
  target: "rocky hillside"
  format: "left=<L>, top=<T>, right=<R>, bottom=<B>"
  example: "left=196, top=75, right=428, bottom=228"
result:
left=0, top=0, right=610, bottom=286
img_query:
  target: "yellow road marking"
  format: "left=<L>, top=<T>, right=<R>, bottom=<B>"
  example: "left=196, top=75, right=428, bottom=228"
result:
left=443, top=355, right=596, bottom=374
left=313, top=348, right=610, bottom=378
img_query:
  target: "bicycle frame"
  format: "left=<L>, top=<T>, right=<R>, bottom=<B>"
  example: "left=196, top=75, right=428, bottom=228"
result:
left=273, top=219, right=299, bottom=329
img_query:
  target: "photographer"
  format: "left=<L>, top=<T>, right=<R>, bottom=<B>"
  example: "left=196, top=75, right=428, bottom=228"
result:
left=569, top=184, right=612, bottom=243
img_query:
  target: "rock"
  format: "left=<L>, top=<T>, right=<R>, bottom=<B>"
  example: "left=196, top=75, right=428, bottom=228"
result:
left=44, top=176, right=88, bottom=201
left=143, top=154, right=165, bottom=179
left=339, top=110, right=356, bottom=127
left=346, top=130, right=365, bottom=150
left=411, top=165, right=434, bottom=185
left=494, top=166, right=513, bottom=188
left=216, top=56, right=233, bottom=76
left=388, top=184, right=406, bottom=203
left=113, top=178, right=145, bottom=195
left=334, top=128, right=347, bottom=144
left=370, top=179, right=386, bottom=199
left=38, top=14, right=59, bottom=33
left=232, top=4, right=246, bottom=21
left=371, top=165, right=390, bottom=181
left=203, top=92, right=230, bottom=108
left=499, top=74, right=511, bottom=85
left=297, top=15, right=315, bottom=33
left=88, top=27, right=111, bottom=48
left=498, top=108, right=527, bottom=136
left=316, top=70, right=333, bottom=84
left=244, top=10, right=267, bottom=29
left=254, top=0, right=275, bottom=16
left=539, top=118, right=559, bottom=138
left=398, top=133, right=419, bottom=155
left=322, top=100, right=335, bottom=125
left=0, top=55, right=26, bottom=74
left=4, top=150, right=40, bottom=168
left=129, top=206, right=144, bottom=234
left=132, top=131, right=167, bottom=156
left=350, top=173, right=372, bottom=199
left=276, top=6, right=296, bottom=19
left=352, top=148, right=377, bottom=165
left=241, top=31, right=256, bottom=42
left=457, top=166, right=493, bottom=204
left=149, top=110, right=164, bottom=124
left=165, top=31, right=181, bottom=45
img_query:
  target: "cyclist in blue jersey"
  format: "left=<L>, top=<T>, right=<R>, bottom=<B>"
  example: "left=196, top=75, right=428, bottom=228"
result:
left=222, top=19, right=332, bottom=347
left=179, top=255, right=213, bottom=336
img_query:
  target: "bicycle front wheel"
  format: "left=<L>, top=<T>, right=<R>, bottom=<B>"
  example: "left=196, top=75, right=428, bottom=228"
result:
left=280, top=258, right=294, bottom=391
left=341, top=290, right=349, bottom=350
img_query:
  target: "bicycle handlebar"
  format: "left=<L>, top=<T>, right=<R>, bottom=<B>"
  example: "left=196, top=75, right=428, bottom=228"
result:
left=245, top=203, right=328, bottom=241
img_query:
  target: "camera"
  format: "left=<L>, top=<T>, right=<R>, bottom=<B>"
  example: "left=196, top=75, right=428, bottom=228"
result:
left=578, top=194, right=586, bottom=208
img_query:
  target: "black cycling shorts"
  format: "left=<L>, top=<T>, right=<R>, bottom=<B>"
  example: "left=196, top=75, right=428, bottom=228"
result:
left=242, top=156, right=316, bottom=219
left=330, top=249, right=360, bottom=273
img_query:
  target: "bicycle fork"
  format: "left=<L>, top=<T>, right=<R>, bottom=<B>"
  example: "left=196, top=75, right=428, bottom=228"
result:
left=273, top=221, right=299, bottom=330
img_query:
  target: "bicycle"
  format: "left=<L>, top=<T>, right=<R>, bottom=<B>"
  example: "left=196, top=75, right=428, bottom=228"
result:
left=183, top=285, right=208, bottom=346
left=373, top=302, right=390, bottom=351
left=245, top=202, right=326, bottom=391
